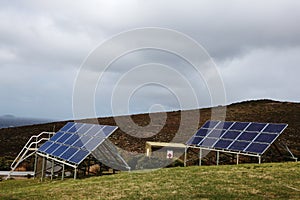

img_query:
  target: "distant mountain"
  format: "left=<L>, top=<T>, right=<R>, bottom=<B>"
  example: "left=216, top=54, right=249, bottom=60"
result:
left=0, top=116, right=54, bottom=129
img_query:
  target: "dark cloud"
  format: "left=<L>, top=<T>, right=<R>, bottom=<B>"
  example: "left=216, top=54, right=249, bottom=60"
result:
left=0, top=0, right=299, bottom=119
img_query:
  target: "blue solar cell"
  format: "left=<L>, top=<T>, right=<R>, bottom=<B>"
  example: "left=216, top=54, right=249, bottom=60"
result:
left=59, top=122, right=75, bottom=132
left=45, top=143, right=60, bottom=154
left=214, top=121, right=234, bottom=130
left=65, top=134, right=80, bottom=145
left=207, top=129, right=226, bottom=138
left=68, top=123, right=84, bottom=133
left=73, top=136, right=91, bottom=148
left=38, top=141, right=53, bottom=152
left=254, top=133, right=277, bottom=143
left=68, top=149, right=89, bottom=164
left=49, top=131, right=64, bottom=142
left=222, top=130, right=240, bottom=140
left=213, top=139, right=233, bottom=149
left=228, top=141, right=250, bottom=151
left=195, top=128, right=211, bottom=137
left=76, top=123, right=94, bottom=135
left=84, top=137, right=105, bottom=151
left=61, top=147, right=79, bottom=160
left=85, top=126, right=103, bottom=137
left=202, top=121, right=220, bottom=129
left=52, top=145, right=69, bottom=157
left=230, top=122, right=249, bottom=131
left=57, top=133, right=73, bottom=143
left=245, top=143, right=269, bottom=154
left=263, top=124, right=287, bottom=133
left=187, top=137, right=204, bottom=145
left=102, top=126, right=117, bottom=137
left=246, top=123, right=267, bottom=132
left=237, top=131, right=258, bottom=141
left=199, top=138, right=218, bottom=147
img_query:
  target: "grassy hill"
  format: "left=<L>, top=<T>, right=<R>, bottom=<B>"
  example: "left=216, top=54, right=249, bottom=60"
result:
left=1, top=162, right=300, bottom=199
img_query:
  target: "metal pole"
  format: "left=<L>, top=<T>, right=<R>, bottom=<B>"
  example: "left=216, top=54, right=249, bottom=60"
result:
left=199, top=148, right=202, bottom=166
left=258, top=156, right=261, bottom=164
left=41, top=157, right=45, bottom=182
left=74, top=167, right=77, bottom=180
left=216, top=151, right=219, bottom=166
left=87, top=157, right=90, bottom=176
left=33, top=154, right=38, bottom=179
left=62, top=164, right=65, bottom=180
left=51, top=160, right=54, bottom=180
left=236, top=154, right=239, bottom=165
left=184, top=147, right=188, bottom=167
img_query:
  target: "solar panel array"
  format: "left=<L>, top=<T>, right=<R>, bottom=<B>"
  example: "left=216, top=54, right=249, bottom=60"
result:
left=186, top=121, right=287, bottom=155
left=38, top=122, right=118, bottom=165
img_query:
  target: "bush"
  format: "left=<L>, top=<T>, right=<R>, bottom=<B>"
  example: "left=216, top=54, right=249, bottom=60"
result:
left=0, top=156, right=12, bottom=171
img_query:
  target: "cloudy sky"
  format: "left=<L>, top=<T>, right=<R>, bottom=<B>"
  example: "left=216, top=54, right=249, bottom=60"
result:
left=1, top=0, right=300, bottom=120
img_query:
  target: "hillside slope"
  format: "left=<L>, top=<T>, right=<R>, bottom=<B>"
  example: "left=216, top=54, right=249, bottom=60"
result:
left=0, top=99, right=299, bottom=159
left=1, top=162, right=300, bottom=199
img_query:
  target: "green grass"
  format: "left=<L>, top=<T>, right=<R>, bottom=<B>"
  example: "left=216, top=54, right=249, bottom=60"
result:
left=1, top=162, right=300, bottom=199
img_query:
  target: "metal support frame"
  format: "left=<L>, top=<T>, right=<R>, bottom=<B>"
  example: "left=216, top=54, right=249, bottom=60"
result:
left=41, top=157, right=45, bottom=182
left=51, top=160, right=54, bottom=180
left=74, top=167, right=77, bottom=180
left=184, top=147, right=188, bottom=167
left=6, top=131, right=54, bottom=180
left=236, top=154, right=239, bottom=165
left=190, top=146, right=262, bottom=166
left=62, top=164, right=65, bottom=180
left=199, top=148, right=202, bottom=166
left=33, top=153, right=38, bottom=179
left=280, top=143, right=298, bottom=162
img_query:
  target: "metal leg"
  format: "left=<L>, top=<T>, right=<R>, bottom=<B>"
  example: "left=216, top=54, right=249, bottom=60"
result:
left=199, top=149, right=202, bottom=166
left=51, top=160, right=54, bottom=180
left=236, top=154, right=239, bottom=165
left=184, top=147, right=188, bottom=167
left=258, top=156, right=261, bottom=164
left=62, top=164, right=65, bottom=180
left=33, top=154, right=38, bottom=179
left=41, top=157, right=45, bottom=182
left=216, top=151, right=219, bottom=166
left=74, top=167, right=77, bottom=180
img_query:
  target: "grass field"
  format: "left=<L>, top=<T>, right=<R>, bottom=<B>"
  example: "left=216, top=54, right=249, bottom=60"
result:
left=0, top=162, right=299, bottom=199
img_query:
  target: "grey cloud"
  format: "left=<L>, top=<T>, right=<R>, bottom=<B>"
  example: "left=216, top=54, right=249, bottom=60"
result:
left=1, top=0, right=300, bottom=119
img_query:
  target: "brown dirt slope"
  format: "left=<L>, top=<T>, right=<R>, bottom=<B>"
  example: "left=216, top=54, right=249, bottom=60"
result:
left=0, top=99, right=299, bottom=158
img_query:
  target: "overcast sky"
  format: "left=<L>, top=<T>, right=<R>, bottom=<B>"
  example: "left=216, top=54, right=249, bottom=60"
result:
left=1, top=0, right=300, bottom=120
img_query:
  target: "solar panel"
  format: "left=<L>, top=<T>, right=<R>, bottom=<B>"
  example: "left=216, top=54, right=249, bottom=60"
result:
left=186, top=120, right=287, bottom=155
left=187, top=137, right=203, bottom=145
left=59, top=122, right=75, bottom=132
left=200, top=138, right=218, bottom=147
left=263, top=124, right=287, bottom=133
left=202, top=120, right=219, bottom=129
left=254, top=133, right=277, bottom=143
left=230, top=122, right=249, bottom=131
left=222, top=130, right=240, bottom=140
left=245, top=143, right=269, bottom=154
left=37, top=122, right=118, bottom=165
left=214, top=139, right=233, bottom=149
left=215, top=121, right=234, bottom=130
left=207, top=129, right=226, bottom=138
left=49, top=131, right=64, bottom=142
left=195, top=129, right=211, bottom=137
left=246, top=123, right=266, bottom=132
left=237, top=131, right=257, bottom=141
